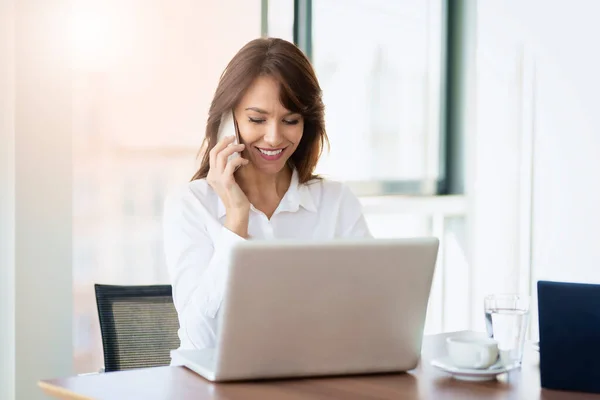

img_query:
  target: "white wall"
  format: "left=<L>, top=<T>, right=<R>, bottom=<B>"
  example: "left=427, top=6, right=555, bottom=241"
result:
left=470, top=0, right=600, bottom=336
left=1, top=0, right=16, bottom=398
left=468, top=0, right=530, bottom=330
left=1, top=1, right=74, bottom=399
left=529, top=1, right=600, bottom=283
left=528, top=0, right=600, bottom=336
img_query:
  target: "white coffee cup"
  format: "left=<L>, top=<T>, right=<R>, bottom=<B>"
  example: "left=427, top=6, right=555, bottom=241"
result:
left=446, top=337, right=499, bottom=369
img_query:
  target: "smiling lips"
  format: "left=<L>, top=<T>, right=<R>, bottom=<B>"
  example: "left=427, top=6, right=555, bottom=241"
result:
left=256, top=147, right=286, bottom=161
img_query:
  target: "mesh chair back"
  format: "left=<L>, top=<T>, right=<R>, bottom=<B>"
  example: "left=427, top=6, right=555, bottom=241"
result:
left=94, top=284, right=180, bottom=372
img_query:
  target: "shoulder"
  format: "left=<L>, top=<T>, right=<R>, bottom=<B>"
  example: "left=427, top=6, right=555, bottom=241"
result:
left=305, top=177, right=369, bottom=236
left=304, top=177, right=360, bottom=207
left=163, top=179, right=219, bottom=219
left=164, top=178, right=212, bottom=207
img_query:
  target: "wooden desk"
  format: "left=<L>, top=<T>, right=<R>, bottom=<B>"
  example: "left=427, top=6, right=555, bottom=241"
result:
left=39, top=332, right=598, bottom=400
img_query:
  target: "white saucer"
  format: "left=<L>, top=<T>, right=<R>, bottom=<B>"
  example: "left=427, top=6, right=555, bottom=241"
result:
left=431, top=356, right=520, bottom=382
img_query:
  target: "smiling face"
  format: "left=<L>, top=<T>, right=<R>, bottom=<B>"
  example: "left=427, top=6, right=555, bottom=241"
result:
left=233, top=75, right=304, bottom=176
left=192, top=38, right=327, bottom=184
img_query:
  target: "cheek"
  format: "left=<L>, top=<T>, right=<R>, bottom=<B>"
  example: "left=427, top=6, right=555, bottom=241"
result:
left=287, top=124, right=304, bottom=145
left=238, top=121, right=264, bottom=144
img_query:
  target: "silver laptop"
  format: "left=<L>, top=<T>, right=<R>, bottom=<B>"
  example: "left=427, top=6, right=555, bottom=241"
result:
left=171, top=237, right=439, bottom=382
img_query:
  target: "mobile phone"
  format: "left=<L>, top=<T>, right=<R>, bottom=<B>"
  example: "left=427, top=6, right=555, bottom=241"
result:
left=216, top=110, right=240, bottom=164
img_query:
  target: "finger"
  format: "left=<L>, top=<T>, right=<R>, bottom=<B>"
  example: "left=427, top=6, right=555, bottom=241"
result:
left=216, top=143, right=245, bottom=172
left=224, top=156, right=249, bottom=178
left=209, top=135, right=237, bottom=168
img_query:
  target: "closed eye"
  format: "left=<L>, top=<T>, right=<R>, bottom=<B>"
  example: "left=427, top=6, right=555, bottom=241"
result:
left=248, top=117, right=265, bottom=124
left=283, top=119, right=300, bottom=125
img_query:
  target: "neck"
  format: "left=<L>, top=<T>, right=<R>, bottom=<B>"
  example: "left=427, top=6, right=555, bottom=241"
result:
left=236, top=164, right=293, bottom=200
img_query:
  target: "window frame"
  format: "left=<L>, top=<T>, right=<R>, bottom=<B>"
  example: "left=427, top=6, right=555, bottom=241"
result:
left=264, top=0, right=463, bottom=196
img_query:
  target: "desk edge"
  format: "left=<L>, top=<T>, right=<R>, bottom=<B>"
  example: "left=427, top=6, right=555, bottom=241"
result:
left=38, top=380, right=96, bottom=400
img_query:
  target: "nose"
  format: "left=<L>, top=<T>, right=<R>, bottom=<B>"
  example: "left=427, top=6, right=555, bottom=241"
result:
left=263, top=121, right=284, bottom=147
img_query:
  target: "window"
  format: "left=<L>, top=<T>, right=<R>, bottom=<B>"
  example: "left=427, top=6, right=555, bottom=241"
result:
left=267, top=0, right=446, bottom=195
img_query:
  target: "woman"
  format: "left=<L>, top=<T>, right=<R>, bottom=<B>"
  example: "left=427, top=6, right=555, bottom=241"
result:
left=163, top=38, right=371, bottom=351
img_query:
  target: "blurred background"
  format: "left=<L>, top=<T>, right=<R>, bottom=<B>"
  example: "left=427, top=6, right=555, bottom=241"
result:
left=70, top=0, right=455, bottom=372
left=68, top=0, right=600, bottom=372
left=2, top=0, right=600, bottom=386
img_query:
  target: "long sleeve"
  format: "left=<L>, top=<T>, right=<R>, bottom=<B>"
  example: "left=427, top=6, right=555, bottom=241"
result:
left=162, top=186, right=245, bottom=348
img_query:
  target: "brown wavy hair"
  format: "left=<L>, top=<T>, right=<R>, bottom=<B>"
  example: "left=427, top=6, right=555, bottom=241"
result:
left=191, top=38, right=328, bottom=183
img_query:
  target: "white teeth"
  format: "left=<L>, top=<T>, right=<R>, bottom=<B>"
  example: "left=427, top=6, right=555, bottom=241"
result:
left=258, top=148, right=283, bottom=156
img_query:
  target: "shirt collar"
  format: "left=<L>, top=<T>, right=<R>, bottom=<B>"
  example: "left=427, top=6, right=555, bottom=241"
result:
left=217, top=169, right=317, bottom=218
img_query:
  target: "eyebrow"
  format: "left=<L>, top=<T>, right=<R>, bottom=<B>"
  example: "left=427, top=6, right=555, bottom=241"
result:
left=245, top=107, right=299, bottom=117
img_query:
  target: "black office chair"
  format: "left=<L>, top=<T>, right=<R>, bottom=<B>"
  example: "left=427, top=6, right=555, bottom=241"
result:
left=94, top=284, right=180, bottom=372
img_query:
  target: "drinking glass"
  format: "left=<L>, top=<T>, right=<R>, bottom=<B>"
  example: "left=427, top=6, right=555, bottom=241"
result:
left=484, top=294, right=530, bottom=365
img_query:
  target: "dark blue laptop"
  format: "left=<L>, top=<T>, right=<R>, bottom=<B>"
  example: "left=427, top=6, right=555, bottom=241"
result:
left=537, top=280, right=600, bottom=394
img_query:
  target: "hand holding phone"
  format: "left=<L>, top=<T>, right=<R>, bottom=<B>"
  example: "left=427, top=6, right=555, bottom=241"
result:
left=207, top=110, right=251, bottom=236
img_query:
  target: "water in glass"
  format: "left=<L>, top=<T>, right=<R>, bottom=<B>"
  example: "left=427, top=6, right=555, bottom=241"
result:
left=485, top=307, right=529, bottom=365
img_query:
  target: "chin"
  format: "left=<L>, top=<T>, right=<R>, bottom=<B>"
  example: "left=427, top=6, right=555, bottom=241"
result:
left=255, top=161, right=288, bottom=176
